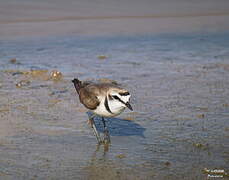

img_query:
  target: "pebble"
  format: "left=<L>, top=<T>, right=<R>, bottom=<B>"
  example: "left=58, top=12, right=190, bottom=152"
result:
left=9, top=58, right=17, bottom=64
left=194, top=143, right=203, bottom=148
left=165, top=161, right=171, bottom=166
left=97, top=55, right=108, bottom=60
left=196, top=114, right=205, bottom=118
left=16, top=80, right=30, bottom=88
left=116, top=154, right=126, bottom=159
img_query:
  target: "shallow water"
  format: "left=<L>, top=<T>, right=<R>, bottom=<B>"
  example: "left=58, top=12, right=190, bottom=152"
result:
left=0, top=33, right=229, bottom=179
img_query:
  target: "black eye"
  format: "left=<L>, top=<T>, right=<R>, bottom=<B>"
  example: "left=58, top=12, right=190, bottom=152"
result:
left=112, top=95, right=119, bottom=100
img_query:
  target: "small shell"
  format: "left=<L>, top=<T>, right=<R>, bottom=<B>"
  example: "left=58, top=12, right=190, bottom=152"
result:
left=49, top=70, right=63, bottom=81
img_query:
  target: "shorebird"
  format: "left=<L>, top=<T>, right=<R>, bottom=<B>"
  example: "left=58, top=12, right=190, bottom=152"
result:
left=72, top=78, right=133, bottom=144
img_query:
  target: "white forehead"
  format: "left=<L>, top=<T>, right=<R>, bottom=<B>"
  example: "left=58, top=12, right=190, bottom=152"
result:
left=121, top=94, right=131, bottom=103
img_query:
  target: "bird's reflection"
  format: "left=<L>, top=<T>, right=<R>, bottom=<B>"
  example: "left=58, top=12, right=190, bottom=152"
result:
left=84, top=144, right=120, bottom=180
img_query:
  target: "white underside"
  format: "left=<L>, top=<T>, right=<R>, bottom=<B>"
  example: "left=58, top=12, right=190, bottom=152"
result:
left=92, top=99, right=125, bottom=117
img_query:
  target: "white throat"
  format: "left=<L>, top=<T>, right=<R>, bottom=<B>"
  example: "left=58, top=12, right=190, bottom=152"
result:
left=92, top=93, right=131, bottom=118
left=108, top=99, right=126, bottom=115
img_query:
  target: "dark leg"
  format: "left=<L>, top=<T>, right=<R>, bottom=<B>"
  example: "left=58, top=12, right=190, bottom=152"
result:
left=89, top=115, right=102, bottom=144
left=102, top=117, right=111, bottom=144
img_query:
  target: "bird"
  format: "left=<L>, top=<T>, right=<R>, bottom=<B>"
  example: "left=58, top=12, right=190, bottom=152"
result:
left=72, top=78, right=133, bottom=144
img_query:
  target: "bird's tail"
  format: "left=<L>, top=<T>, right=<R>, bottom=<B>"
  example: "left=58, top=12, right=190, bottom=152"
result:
left=72, top=78, right=82, bottom=94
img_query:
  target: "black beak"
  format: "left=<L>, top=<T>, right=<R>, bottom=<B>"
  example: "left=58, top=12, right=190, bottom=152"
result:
left=125, top=102, right=133, bottom=111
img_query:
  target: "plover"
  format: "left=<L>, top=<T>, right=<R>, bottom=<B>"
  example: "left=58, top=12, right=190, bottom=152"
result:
left=72, top=78, right=133, bottom=144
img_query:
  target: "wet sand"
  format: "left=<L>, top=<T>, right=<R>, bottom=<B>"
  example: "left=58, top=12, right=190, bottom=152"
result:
left=0, top=34, right=229, bottom=179
left=1, top=0, right=229, bottom=179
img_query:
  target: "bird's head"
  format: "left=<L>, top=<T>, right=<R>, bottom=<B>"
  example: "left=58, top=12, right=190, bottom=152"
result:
left=108, top=89, right=133, bottom=111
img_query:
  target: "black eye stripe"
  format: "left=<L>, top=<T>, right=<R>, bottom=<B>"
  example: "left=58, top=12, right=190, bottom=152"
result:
left=119, top=92, right=130, bottom=96
left=112, top=95, right=119, bottom=100
left=112, top=95, right=126, bottom=105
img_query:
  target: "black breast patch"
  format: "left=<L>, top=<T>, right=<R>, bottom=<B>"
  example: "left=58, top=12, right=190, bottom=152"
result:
left=104, top=96, right=113, bottom=114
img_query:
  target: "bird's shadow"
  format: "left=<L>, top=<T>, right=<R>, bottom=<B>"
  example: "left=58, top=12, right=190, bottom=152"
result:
left=87, top=112, right=146, bottom=138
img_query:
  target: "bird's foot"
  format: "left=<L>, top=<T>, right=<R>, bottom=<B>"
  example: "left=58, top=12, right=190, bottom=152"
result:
left=103, top=129, right=111, bottom=144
